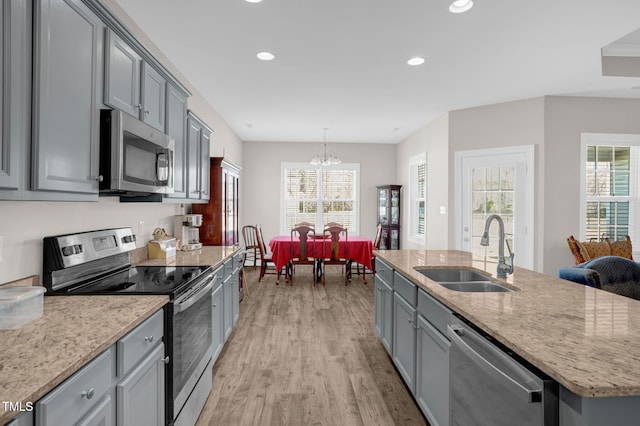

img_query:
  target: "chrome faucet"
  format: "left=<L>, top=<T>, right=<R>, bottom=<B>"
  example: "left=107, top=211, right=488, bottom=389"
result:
left=480, top=214, right=514, bottom=278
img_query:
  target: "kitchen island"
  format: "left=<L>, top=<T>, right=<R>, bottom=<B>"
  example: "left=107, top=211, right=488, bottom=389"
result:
left=376, top=249, right=640, bottom=425
left=0, top=295, right=168, bottom=424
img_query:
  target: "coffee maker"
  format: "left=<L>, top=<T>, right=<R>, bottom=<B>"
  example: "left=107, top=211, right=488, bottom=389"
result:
left=173, top=214, right=203, bottom=250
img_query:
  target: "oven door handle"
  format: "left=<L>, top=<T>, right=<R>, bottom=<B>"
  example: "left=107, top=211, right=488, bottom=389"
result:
left=174, top=274, right=216, bottom=313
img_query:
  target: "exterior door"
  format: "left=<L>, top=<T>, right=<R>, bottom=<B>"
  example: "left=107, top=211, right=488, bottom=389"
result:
left=456, top=146, right=534, bottom=270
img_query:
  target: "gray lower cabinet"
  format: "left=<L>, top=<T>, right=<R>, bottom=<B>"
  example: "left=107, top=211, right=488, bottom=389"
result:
left=35, top=348, right=114, bottom=426
left=116, top=343, right=165, bottom=426
left=416, top=315, right=450, bottom=426
left=392, top=291, right=417, bottom=394
left=33, top=310, right=165, bottom=426
left=211, top=269, right=225, bottom=363
left=104, top=29, right=166, bottom=132
left=32, top=0, right=103, bottom=197
left=186, top=111, right=213, bottom=202
left=165, top=83, right=189, bottom=199
left=415, top=288, right=453, bottom=426
left=374, top=275, right=393, bottom=355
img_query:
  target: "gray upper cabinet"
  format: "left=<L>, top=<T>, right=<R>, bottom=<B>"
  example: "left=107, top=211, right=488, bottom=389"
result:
left=32, top=0, right=103, bottom=196
left=166, top=84, right=188, bottom=199
left=104, top=29, right=140, bottom=118
left=141, top=63, right=166, bottom=131
left=186, top=111, right=213, bottom=202
left=104, top=29, right=166, bottom=132
left=0, top=0, right=29, bottom=195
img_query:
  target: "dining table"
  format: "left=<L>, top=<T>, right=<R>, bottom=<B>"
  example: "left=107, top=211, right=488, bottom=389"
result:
left=268, top=235, right=375, bottom=282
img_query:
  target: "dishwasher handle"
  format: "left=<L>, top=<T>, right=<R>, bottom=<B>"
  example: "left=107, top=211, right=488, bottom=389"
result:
left=447, top=324, right=542, bottom=403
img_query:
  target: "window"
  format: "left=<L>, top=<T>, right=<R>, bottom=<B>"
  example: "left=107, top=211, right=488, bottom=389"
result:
left=281, top=163, right=360, bottom=234
left=409, top=153, right=427, bottom=245
left=581, top=134, right=640, bottom=252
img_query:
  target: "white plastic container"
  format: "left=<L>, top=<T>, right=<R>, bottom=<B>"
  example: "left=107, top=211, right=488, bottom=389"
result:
left=0, top=286, right=46, bottom=329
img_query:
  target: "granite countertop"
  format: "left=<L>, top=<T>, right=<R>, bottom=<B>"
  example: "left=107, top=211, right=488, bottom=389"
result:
left=0, top=295, right=168, bottom=424
left=133, top=245, right=240, bottom=269
left=375, top=249, right=640, bottom=398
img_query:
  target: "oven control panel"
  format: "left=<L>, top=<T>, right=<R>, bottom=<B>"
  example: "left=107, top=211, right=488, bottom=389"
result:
left=44, top=228, right=137, bottom=269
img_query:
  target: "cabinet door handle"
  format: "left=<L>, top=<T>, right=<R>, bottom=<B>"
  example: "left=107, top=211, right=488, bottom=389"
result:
left=145, top=110, right=150, bottom=115
left=95, top=175, right=103, bottom=182
left=81, top=388, right=95, bottom=399
left=135, top=104, right=142, bottom=110
left=144, top=336, right=154, bottom=343
left=162, top=356, right=170, bottom=365
left=213, top=303, right=217, bottom=308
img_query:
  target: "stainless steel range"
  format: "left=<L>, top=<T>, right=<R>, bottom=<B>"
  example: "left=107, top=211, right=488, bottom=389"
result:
left=42, top=228, right=214, bottom=426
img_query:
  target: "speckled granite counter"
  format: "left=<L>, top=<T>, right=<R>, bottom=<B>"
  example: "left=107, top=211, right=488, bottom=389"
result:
left=375, top=249, right=640, bottom=398
left=0, top=295, right=168, bottom=424
left=133, top=245, right=240, bottom=269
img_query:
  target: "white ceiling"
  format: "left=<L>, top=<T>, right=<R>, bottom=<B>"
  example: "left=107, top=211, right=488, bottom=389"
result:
left=114, top=0, right=640, bottom=144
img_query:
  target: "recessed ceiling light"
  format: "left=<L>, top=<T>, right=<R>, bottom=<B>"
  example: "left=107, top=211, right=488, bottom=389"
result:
left=245, top=0, right=262, bottom=3
left=449, top=0, right=473, bottom=13
left=407, top=57, right=425, bottom=66
left=257, top=51, right=275, bottom=61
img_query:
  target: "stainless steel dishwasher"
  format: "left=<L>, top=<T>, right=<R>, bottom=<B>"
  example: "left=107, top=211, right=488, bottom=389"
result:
left=447, top=317, right=558, bottom=426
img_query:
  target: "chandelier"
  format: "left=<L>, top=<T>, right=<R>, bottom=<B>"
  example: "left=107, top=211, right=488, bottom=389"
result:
left=310, top=128, right=341, bottom=166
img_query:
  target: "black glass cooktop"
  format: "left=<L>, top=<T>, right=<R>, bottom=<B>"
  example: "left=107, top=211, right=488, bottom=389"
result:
left=60, top=265, right=211, bottom=297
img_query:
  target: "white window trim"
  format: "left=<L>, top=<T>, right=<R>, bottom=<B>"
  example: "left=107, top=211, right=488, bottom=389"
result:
left=580, top=133, right=640, bottom=246
left=408, top=153, right=427, bottom=246
left=279, top=162, right=361, bottom=235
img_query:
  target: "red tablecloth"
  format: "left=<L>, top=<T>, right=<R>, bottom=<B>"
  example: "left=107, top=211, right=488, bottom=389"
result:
left=269, top=235, right=374, bottom=271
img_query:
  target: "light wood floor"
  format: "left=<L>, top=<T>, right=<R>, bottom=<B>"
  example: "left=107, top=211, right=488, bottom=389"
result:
left=195, top=265, right=428, bottom=426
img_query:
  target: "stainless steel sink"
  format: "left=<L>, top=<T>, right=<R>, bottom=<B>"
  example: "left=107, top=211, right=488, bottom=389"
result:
left=415, top=268, right=513, bottom=293
left=438, top=281, right=512, bottom=292
left=417, top=269, right=491, bottom=283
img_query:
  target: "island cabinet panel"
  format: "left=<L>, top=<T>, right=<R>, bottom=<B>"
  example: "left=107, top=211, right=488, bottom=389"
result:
left=374, top=275, right=393, bottom=355
left=416, top=315, right=450, bottom=426
left=392, top=291, right=417, bottom=394
left=32, top=0, right=103, bottom=196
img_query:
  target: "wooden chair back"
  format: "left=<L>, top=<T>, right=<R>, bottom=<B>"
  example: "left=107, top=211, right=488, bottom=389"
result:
left=373, top=223, right=383, bottom=249
left=241, top=225, right=259, bottom=265
left=291, top=224, right=315, bottom=262
left=323, top=224, right=348, bottom=262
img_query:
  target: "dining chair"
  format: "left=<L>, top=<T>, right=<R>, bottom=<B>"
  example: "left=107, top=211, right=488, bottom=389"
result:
left=354, top=223, right=383, bottom=278
left=294, top=221, right=315, bottom=229
left=256, top=224, right=282, bottom=284
left=321, top=224, right=349, bottom=286
left=241, top=225, right=259, bottom=267
left=289, top=224, right=316, bottom=286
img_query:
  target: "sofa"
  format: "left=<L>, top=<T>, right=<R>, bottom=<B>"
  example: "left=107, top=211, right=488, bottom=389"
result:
left=558, top=256, right=640, bottom=300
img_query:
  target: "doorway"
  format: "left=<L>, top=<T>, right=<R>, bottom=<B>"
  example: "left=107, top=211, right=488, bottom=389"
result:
left=455, top=145, right=534, bottom=270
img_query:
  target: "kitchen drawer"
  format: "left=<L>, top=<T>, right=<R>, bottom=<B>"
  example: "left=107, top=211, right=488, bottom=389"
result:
left=394, top=271, right=417, bottom=307
left=376, top=259, right=394, bottom=287
left=117, top=309, right=164, bottom=377
left=35, top=348, right=113, bottom=426
left=418, top=289, right=453, bottom=337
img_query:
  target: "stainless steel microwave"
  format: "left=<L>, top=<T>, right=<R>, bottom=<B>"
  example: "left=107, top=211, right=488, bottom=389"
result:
left=99, top=109, right=174, bottom=195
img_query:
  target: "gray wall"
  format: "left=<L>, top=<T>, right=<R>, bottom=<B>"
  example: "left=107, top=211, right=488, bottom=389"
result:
left=543, top=96, right=640, bottom=274
left=396, top=113, right=450, bottom=250
left=242, top=141, right=396, bottom=244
